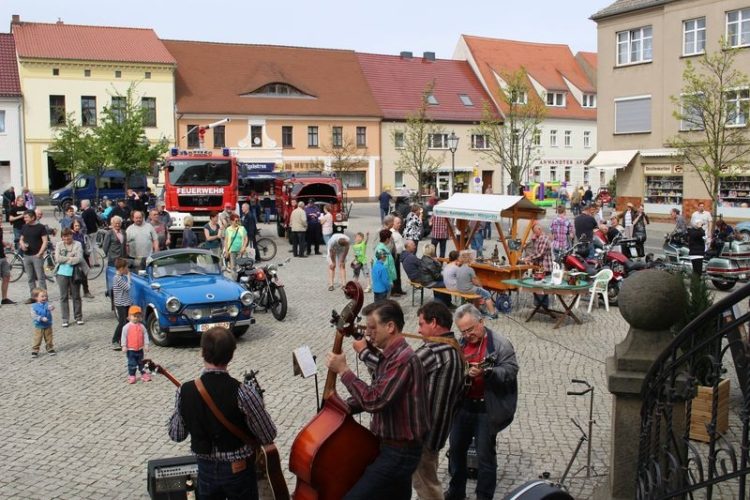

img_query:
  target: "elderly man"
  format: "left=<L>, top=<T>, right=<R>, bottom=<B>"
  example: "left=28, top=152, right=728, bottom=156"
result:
left=290, top=201, right=308, bottom=258
left=125, top=210, right=158, bottom=266
left=454, top=250, right=498, bottom=319
left=446, top=304, right=519, bottom=500
left=400, top=240, right=452, bottom=307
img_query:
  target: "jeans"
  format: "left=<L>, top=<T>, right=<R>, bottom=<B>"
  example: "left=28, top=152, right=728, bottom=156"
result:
left=482, top=223, right=491, bottom=239
left=448, top=407, right=499, bottom=499
left=344, top=443, right=422, bottom=500
left=380, top=207, right=389, bottom=223
left=292, top=231, right=306, bottom=257
left=431, top=238, right=447, bottom=259
left=392, top=251, right=404, bottom=293
left=126, top=349, right=145, bottom=376
left=471, top=233, right=485, bottom=258
left=57, top=275, right=82, bottom=322
left=197, top=457, right=258, bottom=500
left=113, top=305, right=129, bottom=343
left=23, top=255, right=46, bottom=294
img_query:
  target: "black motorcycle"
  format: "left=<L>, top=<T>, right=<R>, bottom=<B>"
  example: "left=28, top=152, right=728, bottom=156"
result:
left=236, top=257, right=289, bottom=321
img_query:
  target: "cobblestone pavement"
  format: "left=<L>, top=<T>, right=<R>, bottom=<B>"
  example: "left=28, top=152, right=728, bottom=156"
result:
left=0, top=202, right=701, bottom=499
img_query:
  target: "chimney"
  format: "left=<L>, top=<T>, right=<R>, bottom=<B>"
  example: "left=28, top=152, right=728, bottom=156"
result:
left=423, top=51, right=436, bottom=62
left=400, top=51, right=413, bottom=59
left=11, top=14, right=20, bottom=25
left=56, top=18, right=64, bottom=24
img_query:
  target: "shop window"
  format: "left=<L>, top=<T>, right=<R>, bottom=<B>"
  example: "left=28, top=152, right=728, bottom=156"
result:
left=341, top=171, right=366, bottom=189
left=645, top=175, right=683, bottom=205
left=719, top=176, right=750, bottom=207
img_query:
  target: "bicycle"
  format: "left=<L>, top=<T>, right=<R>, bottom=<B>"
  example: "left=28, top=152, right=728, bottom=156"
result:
left=255, top=236, right=277, bottom=262
left=7, top=247, right=57, bottom=283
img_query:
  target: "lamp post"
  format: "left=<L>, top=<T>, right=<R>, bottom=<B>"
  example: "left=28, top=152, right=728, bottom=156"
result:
left=447, top=131, right=459, bottom=193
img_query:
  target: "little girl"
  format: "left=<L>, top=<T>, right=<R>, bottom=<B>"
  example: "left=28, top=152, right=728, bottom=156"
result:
left=121, top=305, right=150, bottom=384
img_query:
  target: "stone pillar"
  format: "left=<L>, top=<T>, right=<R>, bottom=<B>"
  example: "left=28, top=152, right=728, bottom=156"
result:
left=593, top=270, right=687, bottom=500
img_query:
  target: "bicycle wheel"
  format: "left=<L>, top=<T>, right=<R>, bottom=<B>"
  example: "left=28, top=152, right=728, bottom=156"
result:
left=7, top=252, right=24, bottom=282
left=43, top=254, right=56, bottom=283
left=53, top=205, right=65, bottom=221
left=86, top=247, right=105, bottom=279
left=256, top=237, right=277, bottom=262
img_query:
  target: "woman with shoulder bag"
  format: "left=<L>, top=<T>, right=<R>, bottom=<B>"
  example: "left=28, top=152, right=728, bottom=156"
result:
left=102, top=216, right=127, bottom=291
left=55, top=228, right=84, bottom=327
left=71, top=220, right=94, bottom=299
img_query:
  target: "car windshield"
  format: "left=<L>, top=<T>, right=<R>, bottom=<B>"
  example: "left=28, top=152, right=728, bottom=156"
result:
left=167, top=160, right=232, bottom=186
left=150, top=252, right=222, bottom=278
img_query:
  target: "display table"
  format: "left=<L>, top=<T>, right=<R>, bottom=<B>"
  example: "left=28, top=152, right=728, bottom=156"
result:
left=471, top=261, right=533, bottom=292
left=503, top=278, right=590, bottom=329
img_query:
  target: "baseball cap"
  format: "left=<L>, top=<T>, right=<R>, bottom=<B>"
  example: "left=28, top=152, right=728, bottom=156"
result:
left=128, top=305, right=142, bottom=315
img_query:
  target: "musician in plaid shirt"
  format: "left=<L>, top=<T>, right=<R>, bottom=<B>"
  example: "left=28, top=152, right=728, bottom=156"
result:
left=523, top=223, right=554, bottom=308
left=430, top=207, right=450, bottom=258
left=549, top=206, right=574, bottom=260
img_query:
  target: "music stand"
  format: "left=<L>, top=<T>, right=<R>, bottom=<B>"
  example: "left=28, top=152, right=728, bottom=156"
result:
left=293, top=345, right=320, bottom=411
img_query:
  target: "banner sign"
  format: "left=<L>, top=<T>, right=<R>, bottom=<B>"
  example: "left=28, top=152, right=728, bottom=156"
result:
left=239, top=162, right=275, bottom=173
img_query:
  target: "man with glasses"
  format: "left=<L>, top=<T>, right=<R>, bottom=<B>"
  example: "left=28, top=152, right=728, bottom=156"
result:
left=446, top=304, right=519, bottom=500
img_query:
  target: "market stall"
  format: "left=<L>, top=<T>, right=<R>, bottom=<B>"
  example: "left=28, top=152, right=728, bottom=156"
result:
left=432, top=193, right=546, bottom=291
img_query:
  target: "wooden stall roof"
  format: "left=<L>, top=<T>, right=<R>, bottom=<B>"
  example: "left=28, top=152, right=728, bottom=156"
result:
left=432, top=193, right=546, bottom=222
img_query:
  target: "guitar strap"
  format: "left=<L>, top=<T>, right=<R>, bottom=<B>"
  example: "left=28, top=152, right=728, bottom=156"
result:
left=194, top=377, right=260, bottom=451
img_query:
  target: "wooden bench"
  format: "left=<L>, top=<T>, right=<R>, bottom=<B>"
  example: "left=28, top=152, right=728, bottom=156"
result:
left=409, top=281, right=425, bottom=306
left=431, top=288, right=482, bottom=305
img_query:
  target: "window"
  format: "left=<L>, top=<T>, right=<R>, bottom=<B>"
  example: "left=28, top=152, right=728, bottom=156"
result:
left=533, top=129, right=541, bottom=146
left=471, top=134, right=490, bottom=150
left=81, top=96, right=97, bottom=126
left=533, top=167, right=541, bottom=180
left=583, top=130, right=591, bottom=148
left=282, top=126, right=293, bottom=147
left=52, top=68, right=59, bottom=76
left=614, top=96, right=652, bottom=133
left=565, top=166, right=572, bottom=182
left=141, top=97, right=156, bottom=127
left=341, top=171, right=366, bottom=189
left=582, top=94, right=596, bottom=108
left=394, top=131, right=405, bottom=149
left=250, top=83, right=306, bottom=97
left=511, top=90, right=528, bottom=105
left=459, top=94, right=473, bottom=106
left=680, top=95, right=704, bottom=131
left=332, top=126, right=343, bottom=148
left=187, top=124, right=199, bottom=148
left=600, top=170, right=606, bottom=185
left=115, top=70, right=122, bottom=78
left=356, top=126, right=366, bottom=147
left=426, top=94, right=439, bottom=105
left=213, top=126, right=225, bottom=148
left=726, top=89, right=749, bottom=126
left=308, top=126, right=319, bottom=147
left=84, top=69, right=91, bottom=77
left=0, top=110, right=5, bottom=133
left=550, top=166, right=557, bottom=181
left=546, top=92, right=566, bottom=107
left=616, top=26, right=653, bottom=65
left=395, top=171, right=404, bottom=187
left=683, top=17, right=706, bottom=55
left=49, top=95, right=66, bottom=125
left=564, top=130, right=572, bottom=147
left=428, top=133, right=448, bottom=149
left=549, top=130, right=557, bottom=147
left=251, top=125, right=263, bottom=147
left=145, top=71, right=152, bottom=79
left=111, top=96, right=126, bottom=124
left=727, top=9, right=750, bottom=48
left=584, top=167, right=590, bottom=183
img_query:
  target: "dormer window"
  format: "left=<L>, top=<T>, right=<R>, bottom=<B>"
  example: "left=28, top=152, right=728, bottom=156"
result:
left=244, top=82, right=310, bottom=98
left=459, top=94, right=473, bottom=106
left=582, top=94, right=597, bottom=108
left=426, top=94, right=439, bottom=105
left=546, top=92, right=566, bottom=107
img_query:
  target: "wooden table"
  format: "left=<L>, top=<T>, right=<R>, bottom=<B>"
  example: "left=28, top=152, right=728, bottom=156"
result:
left=503, top=278, right=590, bottom=329
left=470, top=262, right=533, bottom=293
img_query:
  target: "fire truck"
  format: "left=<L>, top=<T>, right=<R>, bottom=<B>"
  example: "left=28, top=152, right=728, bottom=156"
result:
left=274, top=174, right=348, bottom=238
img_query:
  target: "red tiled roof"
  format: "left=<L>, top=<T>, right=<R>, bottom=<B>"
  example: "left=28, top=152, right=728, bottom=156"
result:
left=577, top=51, right=598, bottom=70
left=460, top=35, right=596, bottom=121
left=356, top=53, right=495, bottom=122
left=12, top=21, right=175, bottom=65
left=0, top=33, right=21, bottom=97
left=163, top=40, right=380, bottom=117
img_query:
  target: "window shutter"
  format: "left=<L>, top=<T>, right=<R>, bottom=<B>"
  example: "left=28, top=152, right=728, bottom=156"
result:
left=615, top=97, right=651, bottom=133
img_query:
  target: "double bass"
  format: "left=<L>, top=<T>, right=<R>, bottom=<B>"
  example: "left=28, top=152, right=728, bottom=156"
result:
left=289, top=281, right=380, bottom=499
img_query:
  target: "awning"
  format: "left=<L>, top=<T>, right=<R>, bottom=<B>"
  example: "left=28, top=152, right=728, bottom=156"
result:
left=585, top=150, right=639, bottom=170
left=432, top=193, right=545, bottom=223
left=435, top=166, right=474, bottom=173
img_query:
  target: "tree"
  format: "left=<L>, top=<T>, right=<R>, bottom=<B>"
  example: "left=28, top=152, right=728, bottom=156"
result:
left=473, top=68, right=546, bottom=194
left=48, top=114, right=102, bottom=205
left=320, top=129, right=369, bottom=181
left=669, top=41, right=750, bottom=224
left=392, top=81, right=445, bottom=196
left=95, top=84, right=169, bottom=191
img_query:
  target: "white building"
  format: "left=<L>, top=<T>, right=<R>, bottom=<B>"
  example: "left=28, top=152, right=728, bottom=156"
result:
left=0, top=33, right=24, bottom=190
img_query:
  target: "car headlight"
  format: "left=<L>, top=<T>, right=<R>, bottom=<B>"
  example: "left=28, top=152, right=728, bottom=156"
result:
left=227, top=304, right=240, bottom=317
left=240, top=291, right=253, bottom=306
left=190, top=308, right=203, bottom=320
left=51, top=192, right=60, bottom=199
left=166, top=296, right=181, bottom=313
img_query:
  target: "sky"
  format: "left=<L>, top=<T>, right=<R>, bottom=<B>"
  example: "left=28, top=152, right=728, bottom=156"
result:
left=0, top=0, right=604, bottom=58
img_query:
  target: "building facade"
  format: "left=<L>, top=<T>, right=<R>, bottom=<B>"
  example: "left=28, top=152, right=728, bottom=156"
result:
left=455, top=35, right=608, bottom=196
left=0, top=33, right=23, bottom=190
left=591, top=0, right=750, bottom=218
left=11, top=17, right=176, bottom=195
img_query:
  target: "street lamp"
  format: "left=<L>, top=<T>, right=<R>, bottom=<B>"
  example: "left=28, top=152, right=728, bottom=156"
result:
left=447, top=131, right=459, bottom=193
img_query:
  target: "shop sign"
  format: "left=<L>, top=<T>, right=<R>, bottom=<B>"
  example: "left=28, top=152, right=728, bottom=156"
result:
left=643, top=165, right=675, bottom=175
left=284, top=161, right=325, bottom=171
left=239, top=162, right=275, bottom=173
left=539, top=159, right=586, bottom=165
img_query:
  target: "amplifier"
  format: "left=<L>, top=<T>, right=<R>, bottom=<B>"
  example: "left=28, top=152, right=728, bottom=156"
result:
left=147, top=456, right=200, bottom=499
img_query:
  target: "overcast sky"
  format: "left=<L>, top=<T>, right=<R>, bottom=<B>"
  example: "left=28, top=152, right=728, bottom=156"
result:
left=0, top=0, right=604, bottom=58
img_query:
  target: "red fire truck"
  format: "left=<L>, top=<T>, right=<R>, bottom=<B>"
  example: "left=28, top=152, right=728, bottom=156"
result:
left=274, top=174, right=348, bottom=238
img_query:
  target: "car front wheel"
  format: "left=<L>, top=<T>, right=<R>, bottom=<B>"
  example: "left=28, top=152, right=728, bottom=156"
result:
left=147, top=311, right=171, bottom=347
left=233, top=325, right=249, bottom=337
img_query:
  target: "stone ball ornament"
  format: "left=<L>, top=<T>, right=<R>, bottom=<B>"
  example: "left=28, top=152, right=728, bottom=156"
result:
left=618, top=270, right=687, bottom=331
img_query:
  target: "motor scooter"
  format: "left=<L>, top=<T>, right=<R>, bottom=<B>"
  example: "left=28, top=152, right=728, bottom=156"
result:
left=661, top=231, right=750, bottom=291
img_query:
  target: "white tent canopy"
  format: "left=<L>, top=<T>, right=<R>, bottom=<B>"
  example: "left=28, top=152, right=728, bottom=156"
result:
left=432, top=193, right=544, bottom=223
left=585, top=149, right=639, bottom=170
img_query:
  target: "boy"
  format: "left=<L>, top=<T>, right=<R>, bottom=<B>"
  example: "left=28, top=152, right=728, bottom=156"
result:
left=371, top=249, right=391, bottom=302
left=121, top=305, right=151, bottom=384
left=111, top=258, right=132, bottom=350
left=31, top=287, right=55, bottom=357
left=351, top=232, right=371, bottom=292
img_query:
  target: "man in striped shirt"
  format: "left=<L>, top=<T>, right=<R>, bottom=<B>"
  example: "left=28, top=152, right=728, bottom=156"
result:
left=412, top=301, right=465, bottom=499
left=169, top=327, right=277, bottom=500
left=430, top=205, right=450, bottom=259
left=326, top=299, right=429, bottom=499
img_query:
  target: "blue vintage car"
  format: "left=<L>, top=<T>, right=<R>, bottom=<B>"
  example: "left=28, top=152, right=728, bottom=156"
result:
left=106, top=249, right=255, bottom=346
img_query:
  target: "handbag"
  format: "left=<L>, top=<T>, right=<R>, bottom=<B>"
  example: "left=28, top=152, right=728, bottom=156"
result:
left=73, top=264, right=86, bottom=283
left=57, top=263, right=74, bottom=277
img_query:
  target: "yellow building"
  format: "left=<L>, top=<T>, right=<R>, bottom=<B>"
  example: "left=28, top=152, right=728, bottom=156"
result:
left=11, top=16, right=176, bottom=195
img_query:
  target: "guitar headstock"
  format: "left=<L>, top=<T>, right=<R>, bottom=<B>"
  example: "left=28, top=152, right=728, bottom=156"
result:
left=143, top=358, right=161, bottom=373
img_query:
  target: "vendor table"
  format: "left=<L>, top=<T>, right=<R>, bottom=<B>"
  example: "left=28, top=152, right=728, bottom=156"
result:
left=503, top=278, right=590, bottom=329
left=471, top=261, right=533, bottom=292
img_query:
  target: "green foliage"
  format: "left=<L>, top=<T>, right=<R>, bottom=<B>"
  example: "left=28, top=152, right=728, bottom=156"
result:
left=607, top=174, right=617, bottom=198
left=674, top=273, right=716, bottom=385
left=48, top=114, right=103, bottom=203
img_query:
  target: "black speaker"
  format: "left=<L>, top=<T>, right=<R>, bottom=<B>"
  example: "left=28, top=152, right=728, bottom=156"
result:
left=502, top=480, right=574, bottom=500
left=147, top=456, right=200, bottom=499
